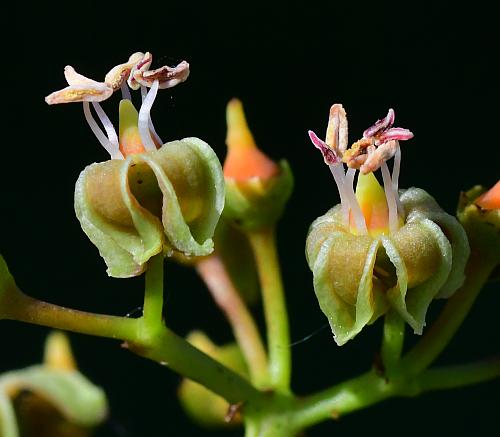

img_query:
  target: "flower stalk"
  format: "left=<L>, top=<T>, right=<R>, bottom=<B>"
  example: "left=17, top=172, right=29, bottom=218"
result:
left=247, top=227, right=291, bottom=393
left=196, top=254, right=269, bottom=387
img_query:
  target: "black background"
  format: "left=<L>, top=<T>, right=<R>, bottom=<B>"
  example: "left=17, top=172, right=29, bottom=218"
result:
left=3, top=1, right=499, bottom=436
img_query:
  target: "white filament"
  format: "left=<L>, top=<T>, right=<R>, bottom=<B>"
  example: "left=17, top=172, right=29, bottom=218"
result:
left=120, top=81, right=132, bottom=101
left=141, top=84, right=163, bottom=146
left=381, top=161, right=399, bottom=234
left=329, top=163, right=349, bottom=227
left=392, top=142, right=404, bottom=216
left=82, top=102, right=123, bottom=159
left=329, top=164, right=367, bottom=234
left=344, top=167, right=357, bottom=226
left=139, top=82, right=162, bottom=150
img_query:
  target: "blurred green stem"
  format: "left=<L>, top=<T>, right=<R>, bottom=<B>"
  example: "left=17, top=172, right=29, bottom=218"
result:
left=196, top=254, right=269, bottom=387
left=247, top=227, right=291, bottom=393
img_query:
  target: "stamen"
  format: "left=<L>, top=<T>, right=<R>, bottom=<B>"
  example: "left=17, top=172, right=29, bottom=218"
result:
left=91, top=102, right=120, bottom=151
left=308, top=130, right=340, bottom=165
left=344, top=167, right=357, bottom=225
left=140, top=85, right=163, bottom=147
left=392, top=142, right=404, bottom=216
left=341, top=167, right=368, bottom=234
left=120, top=82, right=132, bottom=101
left=82, top=102, right=123, bottom=159
left=363, top=108, right=395, bottom=138
left=328, top=163, right=350, bottom=226
left=138, top=80, right=160, bottom=151
left=381, top=161, right=399, bottom=233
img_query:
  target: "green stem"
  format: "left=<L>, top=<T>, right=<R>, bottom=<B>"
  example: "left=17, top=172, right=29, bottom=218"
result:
left=129, top=326, right=264, bottom=404
left=415, top=357, right=500, bottom=392
left=292, top=356, right=500, bottom=431
left=247, top=227, right=291, bottom=393
left=402, top=254, right=496, bottom=376
left=196, top=255, right=269, bottom=387
left=141, top=254, right=164, bottom=335
left=0, top=285, right=137, bottom=341
left=380, top=310, right=405, bottom=376
left=291, top=370, right=396, bottom=430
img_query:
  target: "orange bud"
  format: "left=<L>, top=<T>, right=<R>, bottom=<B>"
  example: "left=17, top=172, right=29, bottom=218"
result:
left=223, top=99, right=279, bottom=181
left=475, top=180, right=500, bottom=210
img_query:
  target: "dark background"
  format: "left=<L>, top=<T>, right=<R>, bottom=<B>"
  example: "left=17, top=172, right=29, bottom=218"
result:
left=3, top=1, right=499, bottom=436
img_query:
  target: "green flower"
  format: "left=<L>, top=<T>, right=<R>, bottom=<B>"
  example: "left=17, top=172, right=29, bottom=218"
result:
left=306, top=105, right=469, bottom=345
left=0, top=332, right=107, bottom=437
left=46, top=53, right=224, bottom=277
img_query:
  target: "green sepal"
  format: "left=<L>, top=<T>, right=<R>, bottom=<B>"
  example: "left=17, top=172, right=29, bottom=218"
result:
left=399, top=188, right=470, bottom=298
left=457, top=185, right=500, bottom=264
left=74, top=138, right=224, bottom=278
left=224, top=160, right=293, bottom=231
left=178, top=331, right=247, bottom=428
left=0, top=366, right=107, bottom=437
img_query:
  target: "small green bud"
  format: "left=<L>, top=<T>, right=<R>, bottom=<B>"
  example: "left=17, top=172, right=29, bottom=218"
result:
left=0, top=333, right=107, bottom=437
left=457, top=182, right=500, bottom=264
left=178, top=331, right=248, bottom=428
left=222, top=99, right=293, bottom=230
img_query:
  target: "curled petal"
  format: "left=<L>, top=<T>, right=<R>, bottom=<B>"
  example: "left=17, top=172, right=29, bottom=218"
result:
left=104, top=52, right=145, bottom=91
left=363, top=108, right=395, bottom=138
left=360, top=140, right=398, bottom=174
left=135, top=60, right=190, bottom=89
left=326, top=104, right=349, bottom=155
left=128, top=52, right=153, bottom=90
left=378, top=127, right=414, bottom=143
left=308, top=130, right=340, bottom=165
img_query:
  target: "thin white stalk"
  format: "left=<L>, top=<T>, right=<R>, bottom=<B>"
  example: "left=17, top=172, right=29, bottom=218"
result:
left=381, top=161, right=399, bottom=234
left=120, top=82, right=132, bottom=101
left=329, top=164, right=367, bottom=234
left=328, top=163, right=349, bottom=227
left=392, top=142, right=404, bottom=216
left=82, top=102, right=123, bottom=159
left=138, top=80, right=160, bottom=151
left=141, top=85, right=163, bottom=146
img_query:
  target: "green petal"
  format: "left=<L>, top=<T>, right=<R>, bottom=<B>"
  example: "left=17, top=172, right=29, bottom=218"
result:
left=400, top=188, right=470, bottom=297
left=74, top=138, right=224, bottom=277
left=0, top=366, right=107, bottom=428
left=383, top=218, right=452, bottom=333
left=312, top=232, right=380, bottom=345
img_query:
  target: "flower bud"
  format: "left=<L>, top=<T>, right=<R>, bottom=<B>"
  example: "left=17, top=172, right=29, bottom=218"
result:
left=458, top=181, right=500, bottom=263
left=0, top=332, right=107, bottom=437
left=223, top=99, right=293, bottom=231
left=75, top=101, right=224, bottom=278
left=177, top=331, right=247, bottom=428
